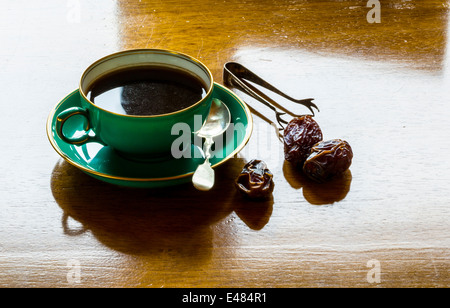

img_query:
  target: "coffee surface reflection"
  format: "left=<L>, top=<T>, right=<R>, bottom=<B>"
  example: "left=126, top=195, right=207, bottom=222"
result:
left=87, top=66, right=207, bottom=116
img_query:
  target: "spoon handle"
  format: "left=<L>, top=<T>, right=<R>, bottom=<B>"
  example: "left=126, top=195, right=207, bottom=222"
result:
left=203, top=137, right=213, bottom=162
left=192, top=137, right=215, bottom=191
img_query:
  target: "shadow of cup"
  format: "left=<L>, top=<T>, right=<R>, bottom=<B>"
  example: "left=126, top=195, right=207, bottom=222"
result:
left=50, top=157, right=274, bottom=261
left=50, top=159, right=238, bottom=260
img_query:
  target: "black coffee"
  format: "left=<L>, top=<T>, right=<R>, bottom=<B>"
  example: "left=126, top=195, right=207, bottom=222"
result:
left=86, top=66, right=208, bottom=116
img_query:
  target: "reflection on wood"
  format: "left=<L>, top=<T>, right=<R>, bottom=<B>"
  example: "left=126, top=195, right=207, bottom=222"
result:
left=118, top=0, right=448, bottom=72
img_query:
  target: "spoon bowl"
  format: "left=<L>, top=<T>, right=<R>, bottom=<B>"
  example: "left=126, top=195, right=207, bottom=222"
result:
left=197, top=98, right=231, bottom=137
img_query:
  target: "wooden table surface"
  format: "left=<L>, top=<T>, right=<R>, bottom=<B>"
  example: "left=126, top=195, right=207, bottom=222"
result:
left=1, top=0, right=449, bottom=288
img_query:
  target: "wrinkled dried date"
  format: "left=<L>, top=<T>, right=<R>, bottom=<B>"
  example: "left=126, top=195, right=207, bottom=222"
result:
left=235, top=159, right=274, bottom=199
left=303, top=139, right=353, bottom=183
left=284, top=116, right=323, bottom=167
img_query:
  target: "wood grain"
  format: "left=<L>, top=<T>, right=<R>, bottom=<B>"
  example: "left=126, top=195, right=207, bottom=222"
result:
left=0, top=0, right=448, bottom=288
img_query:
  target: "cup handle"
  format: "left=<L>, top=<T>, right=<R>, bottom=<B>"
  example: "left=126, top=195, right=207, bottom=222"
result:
left=56, top=107, right=93, bottom=144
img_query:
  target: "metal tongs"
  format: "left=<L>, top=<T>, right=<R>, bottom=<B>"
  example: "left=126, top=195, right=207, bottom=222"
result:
left=223, top=62, right=319, bottom=133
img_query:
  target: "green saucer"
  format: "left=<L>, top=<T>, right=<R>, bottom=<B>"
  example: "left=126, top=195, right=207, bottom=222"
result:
left=47, top=83, right=253, bottom=188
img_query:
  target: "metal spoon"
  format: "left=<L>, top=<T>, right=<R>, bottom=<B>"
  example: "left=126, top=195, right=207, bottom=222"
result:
left=192, top=98, right=231, bottom=191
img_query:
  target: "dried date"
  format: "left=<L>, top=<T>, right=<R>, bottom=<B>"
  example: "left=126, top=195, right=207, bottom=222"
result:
left=303, top=139, right=353, bottom=183
left=235, top=159, right=274, bottom=199
left=283, top=115, right=323, bottom=167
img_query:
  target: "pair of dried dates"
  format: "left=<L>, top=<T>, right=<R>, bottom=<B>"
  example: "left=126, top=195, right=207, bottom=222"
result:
left=234, top=115, right=352, bottom=199
left=284, top=115, right=353, bottom=183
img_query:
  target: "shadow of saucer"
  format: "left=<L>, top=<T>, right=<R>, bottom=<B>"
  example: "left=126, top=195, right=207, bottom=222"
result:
left=283, top=161, right=352, bottom=206
left=50, top=157, right=274, bottom=262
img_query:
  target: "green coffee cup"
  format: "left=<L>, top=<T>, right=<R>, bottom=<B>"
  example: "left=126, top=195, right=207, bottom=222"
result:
left=56, top=49, right=214, bottom=160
